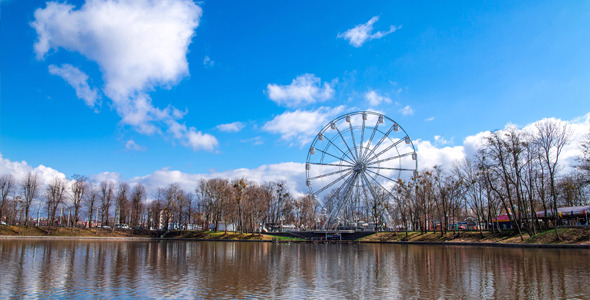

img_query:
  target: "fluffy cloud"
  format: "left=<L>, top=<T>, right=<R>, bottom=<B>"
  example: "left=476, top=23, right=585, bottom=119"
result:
left=217, top=122, right=245, bottom=132
left=399, top=105, right=414, bottom=116
left=338, top=16, right=400, bottom=47
left=48, top=64, right=100, bottom=108
left=266, top=74, right=335, bottom=107
left=32, top=0, right=217, bottom=151
left=0, top=154, right=68, bottom=189
left=364, top=90, right=392, bottom=106
left=185, top=128, right=219, bottom=151
left=262, top=106, right=345, bottom=146
left=414, top=140, right=465, bottom=170
left=433, top=135, right=453, bottom=146
left=125, top=140, right=146, bottom=152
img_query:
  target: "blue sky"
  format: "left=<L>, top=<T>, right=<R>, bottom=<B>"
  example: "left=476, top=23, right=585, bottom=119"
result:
left=1, top=0, right=589, bottom=194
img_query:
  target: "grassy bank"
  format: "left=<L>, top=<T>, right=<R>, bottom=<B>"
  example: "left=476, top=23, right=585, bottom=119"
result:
left=0, top=225, right=294, bottom=241
left=358, top=228, right=590, bottom=245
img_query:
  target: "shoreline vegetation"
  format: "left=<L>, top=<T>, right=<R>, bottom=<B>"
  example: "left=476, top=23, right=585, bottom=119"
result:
left=1, top=225, right=589, bottom=247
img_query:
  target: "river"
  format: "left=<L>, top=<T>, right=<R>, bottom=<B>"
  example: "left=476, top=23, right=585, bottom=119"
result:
left=0, top=240, right=589, bottom=299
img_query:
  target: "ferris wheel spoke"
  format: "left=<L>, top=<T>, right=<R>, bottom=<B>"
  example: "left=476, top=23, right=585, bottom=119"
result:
left=358, top=174, right=372, bottom=205
left=362, top=172, right=395, bottom=228
left=322, top=172, right=357, bottom=228
left=332, top=173, right=358, bottom=222
left=360, top=115, right=366, bottom=161
left=362, top=172, right=396, bottom=207
left=308, top=167, right=351, bottom=180
left=322, top=137, right=356, bottom=163
left=363, top=125, right=395, bottom=162
left=348, top=120, right=359, bottom=158
left=364, top=168, right=401, bottom=184
left=314, top=170, right=354, bottom=195
left=366, top=152, right=413, bottom=166
left=334, top=124, right=357, bottom=160
left=361, top=118, right=381, bottom=161
left=308, top=161, right=352, bottom=168
left=366, top=138, right=405, bottom=163
left=315, top=147, right=354, bottom=165
left=366, top=166, right=417, bottom=172
left=359, top=173, right=381, bottom=205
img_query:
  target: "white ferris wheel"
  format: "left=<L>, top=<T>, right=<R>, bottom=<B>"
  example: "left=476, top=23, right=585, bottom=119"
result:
left=305, top=111, right=418, bottom=230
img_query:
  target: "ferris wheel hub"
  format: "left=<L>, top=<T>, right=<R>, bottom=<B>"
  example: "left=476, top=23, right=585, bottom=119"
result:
left=353, top=162, right=366, bottom=173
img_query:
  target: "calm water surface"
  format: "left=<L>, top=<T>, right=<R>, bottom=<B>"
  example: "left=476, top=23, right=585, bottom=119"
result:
left=1, top=240, right=589, bottom=299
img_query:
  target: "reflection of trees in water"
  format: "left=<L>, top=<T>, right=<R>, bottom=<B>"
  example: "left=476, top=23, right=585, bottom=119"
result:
left=0, top=241, right=589, bottom=298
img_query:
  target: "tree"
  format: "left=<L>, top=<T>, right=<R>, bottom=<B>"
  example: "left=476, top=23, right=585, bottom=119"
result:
left=232, top=178, right=247, bottom=233
left=130, top=184, right=146, bottom=228
left=115, top=182, right=129, bottom=226
left=70, top=175, right=87, bottom=227
left=0, top=174, right=15, bottom=223
left=99, top=181, right=114, bottom=226
left=535, top=119, right=570, bottom=240
left=21, top=172, right=39, bottom=226
left=578, top=131, right=590, bottom=179
left=46, top=177, right=67, bottom=228
left=85, top=185, right=99, bottom=228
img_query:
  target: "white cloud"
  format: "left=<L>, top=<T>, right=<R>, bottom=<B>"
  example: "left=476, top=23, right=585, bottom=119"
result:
left=425, top=117, right=435, bottom=122
left=203, top=56, right=214, bottom=68
left=91, top=172, right=121, bottom=184
left=338, top=16, right=400, bottom=47
left=217, top=122, right=245, bottom=132
left=185, top=128, right=219, bottom=151
left=0, top=154, right=68, bottom=189
left=241, top=136, right=264, bottom=145
left=399, top=105, right=414, bottom=116
left=262, top=106, right=345, bottom=146
left=364, top=90, right=392, bottom=106
left=433, top=135, right=453, bottom=146
left=125, top=140, right=146, bottom=152
left=266, top=74, right=335, bottom=107
left=414, top=140, right=465, bottom=170
left=32, top=0, right=217, bottom=151
left=48, top=64, right=100, bottom=108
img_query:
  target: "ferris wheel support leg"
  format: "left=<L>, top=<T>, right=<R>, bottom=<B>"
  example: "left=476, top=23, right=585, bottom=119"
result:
left=359, top=173, right=391, bottom=230
left=322, top=173, right=358, bottom=230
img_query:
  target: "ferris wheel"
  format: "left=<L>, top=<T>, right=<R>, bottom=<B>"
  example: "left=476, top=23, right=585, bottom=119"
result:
left=305, top=111, right=418, bottom=230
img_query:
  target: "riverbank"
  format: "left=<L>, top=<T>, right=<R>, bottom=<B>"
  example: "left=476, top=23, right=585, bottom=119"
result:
left=358, top=228, right=590, bottom=245
left=0, top=225, right=300, bottom=241
left=1, top=225, right=588, bottom=246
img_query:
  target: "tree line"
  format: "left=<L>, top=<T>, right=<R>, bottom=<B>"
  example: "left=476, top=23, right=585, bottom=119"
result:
left=389, top=120, right=589, bottom=240
left=0, top=119, right=588, bottom=237
left=0, top=173, right=319, bottom=232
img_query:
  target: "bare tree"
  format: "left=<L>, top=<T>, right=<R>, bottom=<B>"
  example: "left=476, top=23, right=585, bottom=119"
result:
left=232, top=178, right=247, bottom=233
left=46, top=177, right=67, bottom=228
left=21, top=172, right=40, bottom=226
left=115, top=182, right=129, bottom=226
left=578, top=131, right=590, bottom=179
left=130, top=184, right=146, bottom=228
left=70, top=175, right=87, bottom=227
left=99, top=181, right=114, bottom=226
left=0, top=174, right=15, bottom=223
left=535, top=119, right=570, bottom=240
left=85, top=184, right=99, bottom=228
